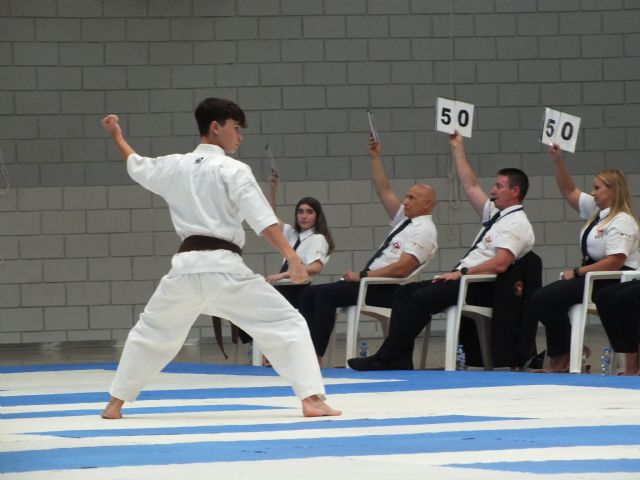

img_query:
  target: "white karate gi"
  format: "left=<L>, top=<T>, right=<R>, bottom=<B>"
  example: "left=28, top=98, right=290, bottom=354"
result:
left=109, top=143, right=325, bottom=402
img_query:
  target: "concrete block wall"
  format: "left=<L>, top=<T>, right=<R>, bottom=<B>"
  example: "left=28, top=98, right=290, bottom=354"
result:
left=1, top=0, right=639, bottom=344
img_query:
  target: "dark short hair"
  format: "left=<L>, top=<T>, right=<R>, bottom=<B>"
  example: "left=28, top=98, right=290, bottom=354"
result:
left=497, top=167, right=529, bottom=200
left=194, top=97, right=247, bottom=137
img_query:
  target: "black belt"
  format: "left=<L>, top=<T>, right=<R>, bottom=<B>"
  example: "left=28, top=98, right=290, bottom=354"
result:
left=178, top=235, right=242, bottom=256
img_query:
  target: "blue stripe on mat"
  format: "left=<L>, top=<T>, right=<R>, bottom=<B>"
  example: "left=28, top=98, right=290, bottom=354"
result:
left=2, top=403, right=285, bottom=419
left=5, top=369, right=640, bottom=407
left=0, top=381, right=405, bottom=406
left=449, top=458, right=640, bottom=474
left=35, top=414, right=525, bottom=438
left=3, top=362, right=640, bottom=389
left=2, top=425, right=639, bottom=473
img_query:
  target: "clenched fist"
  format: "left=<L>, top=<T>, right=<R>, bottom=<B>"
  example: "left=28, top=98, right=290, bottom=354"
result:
left=101, top=114, right=121, bottom=137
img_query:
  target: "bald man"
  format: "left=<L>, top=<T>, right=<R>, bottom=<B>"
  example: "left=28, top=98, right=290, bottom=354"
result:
left=349, top=132, right=534, bottom=371
left=298, top=136, right=438, bottom=362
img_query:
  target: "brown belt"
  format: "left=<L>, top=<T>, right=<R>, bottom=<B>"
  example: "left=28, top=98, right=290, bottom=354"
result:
left=177, top=235, right=242, bottom=360
left=178, top=235, right=242, bottom=256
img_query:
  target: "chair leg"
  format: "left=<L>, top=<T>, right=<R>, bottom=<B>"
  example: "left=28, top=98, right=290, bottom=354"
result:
left=419, top=320, right=432, bottom=369
left=324, top=325, right=337, bottom=367
left=568, top=304, right=586, bottom=373
left=252, top=343, right=262, bottom=366
left=344, top=306, right=358, bottom=367
left=444, top=306, right=459, bottom=371
left=474, top=317, right=493, bottom=371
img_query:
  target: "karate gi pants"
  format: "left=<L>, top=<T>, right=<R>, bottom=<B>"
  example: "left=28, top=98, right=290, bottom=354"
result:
left=109, top=271, right=325, bottom=402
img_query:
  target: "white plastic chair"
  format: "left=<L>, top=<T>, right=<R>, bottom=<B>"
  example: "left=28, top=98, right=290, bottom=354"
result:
left=443, top=274, right=497, bottom=371
left=621, top=270, right=640, bottom=283
left=566, top=271, right=625, bottom=373
left=336, top=263, right=428, bottom=368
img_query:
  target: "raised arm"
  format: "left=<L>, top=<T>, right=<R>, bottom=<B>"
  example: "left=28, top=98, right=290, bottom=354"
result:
left=367, top=136, right=401, bottom=219
left=101, top=115, right=136, bottom=160
left=448, top=131, right=488, bottom=217
left=267, top=173, right=285, bottom=229
left=267, top=173, right=279, bottom=211
left=549, top=143, right=581, bottom=212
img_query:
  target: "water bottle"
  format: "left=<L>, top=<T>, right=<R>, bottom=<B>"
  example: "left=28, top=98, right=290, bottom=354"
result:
left=600, top=347, right=612, bottom=375
left=456, top=344, right=466, bottom=371
left=358, top=340, right=369, bottom=358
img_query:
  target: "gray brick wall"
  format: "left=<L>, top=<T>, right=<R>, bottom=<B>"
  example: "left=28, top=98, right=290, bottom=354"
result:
left=1, top=0, right=639, bottom=344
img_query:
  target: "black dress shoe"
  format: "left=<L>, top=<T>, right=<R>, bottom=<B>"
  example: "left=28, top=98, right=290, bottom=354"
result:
left=348, top=354, right=414, bottom=371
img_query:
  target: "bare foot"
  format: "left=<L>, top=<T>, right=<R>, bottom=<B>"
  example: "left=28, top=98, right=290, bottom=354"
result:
left=101, top=396, right=124, bottom=419
left=546, top=353, right=570, bottom=373
left=531, top=353, right=569, bottom=373
left=623, top=352, right=639, bottom=375
left=302, top=395, right=341, bottom=417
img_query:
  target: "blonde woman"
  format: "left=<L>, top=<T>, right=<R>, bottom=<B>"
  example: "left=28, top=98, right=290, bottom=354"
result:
left=531, top=144, right=639, bottom=373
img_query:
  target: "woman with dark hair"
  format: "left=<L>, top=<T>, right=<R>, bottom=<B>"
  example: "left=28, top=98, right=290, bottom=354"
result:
left=265, top=174, right=334, bottom=307
left=531, top=144, right=639, bottom=373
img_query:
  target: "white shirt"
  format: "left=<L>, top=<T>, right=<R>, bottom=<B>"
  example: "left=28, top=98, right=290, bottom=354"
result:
left=578, top=192, right=640, bottom=268
left=127, top=143, right=278, bottom=276
left=459, top=201, right=535, bottom=269
left=282, top=223, right=330, bottom=267
left=368, top=206, right=438, bottom=271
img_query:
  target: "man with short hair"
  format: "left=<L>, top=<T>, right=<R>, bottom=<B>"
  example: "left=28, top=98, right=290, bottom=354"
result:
left=100, top=97, right=340, bottom=418
left=349, top=131, right=535, bottom=371
left=299, top=136, right=438, bottom=361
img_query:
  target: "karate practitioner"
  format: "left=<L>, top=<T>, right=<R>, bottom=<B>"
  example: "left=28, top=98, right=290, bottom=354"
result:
left=100, top=97, right=340, bottom=419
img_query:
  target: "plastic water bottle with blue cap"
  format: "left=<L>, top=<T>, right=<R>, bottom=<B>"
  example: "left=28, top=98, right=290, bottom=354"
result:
left=358, top=340, right=369, bottom=358
left=456, top=344, right=466, bottom=371
left=600, top=347, right=612, bottom=375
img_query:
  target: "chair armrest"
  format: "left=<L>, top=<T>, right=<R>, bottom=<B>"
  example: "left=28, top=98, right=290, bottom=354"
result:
left=583, top=271, right=624, bottom=281
left=582, top=271, right=624, bottom=305
left=621, top=271, right=640, bottom=282
left=460, top=274, right=498, bottom=286
left=274, top=276, right=315, bottom=286
left=454, top=274, right=497, bottom=309
left=358, top=276, right=412, bottom=286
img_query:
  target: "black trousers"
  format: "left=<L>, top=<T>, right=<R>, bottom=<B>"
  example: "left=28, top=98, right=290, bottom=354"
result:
left=274, top=284, right=308, bottom=309
left=531, top=277, right=621, bottom=357
left=376, top=279, right=495, bottom=363
left=593, top=280, right=640, bottom=353
left=298, top=281, right=399, bottom=356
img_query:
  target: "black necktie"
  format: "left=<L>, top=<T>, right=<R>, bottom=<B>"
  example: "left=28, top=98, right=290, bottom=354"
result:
left=454, top=211, right=502, bottom=269
left=581, top=215, right=603, bottom=266
left=280, top=237, right=302, bottom=273
left=362, top=218, right=412, bottom=272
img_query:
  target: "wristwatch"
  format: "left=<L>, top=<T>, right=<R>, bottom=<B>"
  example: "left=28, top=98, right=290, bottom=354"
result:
left=460, top=267, right=469, bottom=275
left=573, top=267, right=581, bottom=278
left=359, top=270, right=369, bottom=278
